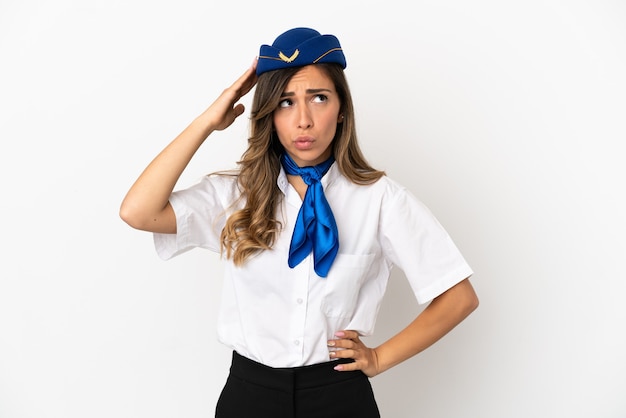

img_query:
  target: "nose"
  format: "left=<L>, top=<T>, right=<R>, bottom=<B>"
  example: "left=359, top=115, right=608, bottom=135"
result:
left=297, top=105, right=313, bottom=129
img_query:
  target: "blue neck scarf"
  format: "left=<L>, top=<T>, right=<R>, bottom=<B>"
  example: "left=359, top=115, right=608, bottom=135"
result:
left=281, top=153, right=339, bottom=278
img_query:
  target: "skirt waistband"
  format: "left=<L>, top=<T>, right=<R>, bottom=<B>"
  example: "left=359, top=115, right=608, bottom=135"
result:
left=229, top=351, right=363, bottom=392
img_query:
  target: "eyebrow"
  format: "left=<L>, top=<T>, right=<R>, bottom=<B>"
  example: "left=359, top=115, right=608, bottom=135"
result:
left=280, top=88, right=333, bottom=98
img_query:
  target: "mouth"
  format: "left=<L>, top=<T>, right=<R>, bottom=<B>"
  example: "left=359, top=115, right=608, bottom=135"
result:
left=294, top=136, right=315, bottom=150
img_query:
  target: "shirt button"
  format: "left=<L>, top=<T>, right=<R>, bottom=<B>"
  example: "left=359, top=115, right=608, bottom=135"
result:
left=296, top=298, right=303, bottom=304
left=294, top=340, right=300, bottom=346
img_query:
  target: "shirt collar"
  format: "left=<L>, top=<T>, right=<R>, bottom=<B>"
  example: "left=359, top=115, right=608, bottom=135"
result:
left=277, top=161, right=339, bottom=195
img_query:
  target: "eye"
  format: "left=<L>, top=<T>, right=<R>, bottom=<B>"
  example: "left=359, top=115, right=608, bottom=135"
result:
left=278, top=98, right=293, bottom=108
left=312, top=94, right=328, bottom=103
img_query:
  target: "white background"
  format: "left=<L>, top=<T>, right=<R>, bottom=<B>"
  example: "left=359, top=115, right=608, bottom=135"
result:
left=1, top=0, right=625, bottom=417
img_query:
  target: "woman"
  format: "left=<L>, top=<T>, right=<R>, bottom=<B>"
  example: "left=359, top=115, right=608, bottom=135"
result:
left=120, top=27, right=478, bottom=418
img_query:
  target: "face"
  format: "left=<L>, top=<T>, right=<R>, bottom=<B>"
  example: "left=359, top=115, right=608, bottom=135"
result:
left=273, top=65, right=342, bottom=167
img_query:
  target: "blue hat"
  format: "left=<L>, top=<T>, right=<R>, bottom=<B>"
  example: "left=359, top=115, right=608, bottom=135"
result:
left=256, top=27, right=346, bottom=76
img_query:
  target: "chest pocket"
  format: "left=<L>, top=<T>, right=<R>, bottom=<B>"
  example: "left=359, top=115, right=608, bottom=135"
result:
left=320, top=253, right=376, bottom=318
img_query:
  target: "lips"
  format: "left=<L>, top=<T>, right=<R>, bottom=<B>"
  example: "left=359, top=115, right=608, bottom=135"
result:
left=294, top=136, right=315, bottom=150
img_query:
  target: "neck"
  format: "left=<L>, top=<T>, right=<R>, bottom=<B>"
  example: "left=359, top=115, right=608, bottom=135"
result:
left=287, top=175, right=308, bottom=200
left=283, top=151, right=335, bottom=169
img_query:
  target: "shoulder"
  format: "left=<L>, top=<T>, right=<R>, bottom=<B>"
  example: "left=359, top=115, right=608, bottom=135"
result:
left=170, top=171, right=242, bottom=207
left=336, top=173, right=409, bottom=198
left=354, top=175, right=433, bottom=219
left=204, top=171, right=240, bottom=190
left=375, top=175, right=407, bottom=193
left=329, top=174, right=422, bottom=217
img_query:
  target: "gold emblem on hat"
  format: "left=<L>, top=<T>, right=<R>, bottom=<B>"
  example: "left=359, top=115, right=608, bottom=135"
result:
left=278, top=49, right=299, bottom=63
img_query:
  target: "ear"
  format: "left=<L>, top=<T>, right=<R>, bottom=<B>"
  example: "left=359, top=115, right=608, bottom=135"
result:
left=337, top=114, right=344, bottom=123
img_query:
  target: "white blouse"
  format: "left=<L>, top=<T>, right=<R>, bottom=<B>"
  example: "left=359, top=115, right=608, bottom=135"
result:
left=154, top=163, right=473, bottom=368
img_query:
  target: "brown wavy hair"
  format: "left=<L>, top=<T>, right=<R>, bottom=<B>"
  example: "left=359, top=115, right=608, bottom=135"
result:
left=220, top=63, right=385, bottom=265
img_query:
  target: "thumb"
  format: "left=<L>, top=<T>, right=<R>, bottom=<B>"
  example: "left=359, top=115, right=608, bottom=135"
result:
left=233, top=103, right=245, bottom=117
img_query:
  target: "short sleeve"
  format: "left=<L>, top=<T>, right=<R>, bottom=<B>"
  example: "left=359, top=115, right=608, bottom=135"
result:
left=379, top=182, right=473, bottom=304
left=153, top=175, right=238, bottom=260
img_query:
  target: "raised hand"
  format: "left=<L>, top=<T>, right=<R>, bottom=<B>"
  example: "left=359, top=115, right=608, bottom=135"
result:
left=202, top=58, right=258, bottom=132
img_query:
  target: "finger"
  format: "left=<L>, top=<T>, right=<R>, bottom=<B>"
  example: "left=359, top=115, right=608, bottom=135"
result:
left=328, top=330, right=362, bottom=350
left=232, top=103, right=245, bottom=117
left=232, top=60, right=258, bottom=96
left=333, top=360, right=361, bottom=372
left=328, top=338, right=357, bottom=351
left=334, top=330, right=360, bottom=340
left=328, top=336, right=352, bottom=349
left=329, top=346, right=355, bottom=358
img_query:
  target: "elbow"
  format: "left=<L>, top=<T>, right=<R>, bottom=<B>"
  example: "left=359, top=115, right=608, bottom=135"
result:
left=448, top=278, right=479, bottom=319
left=465, top=292, right=479, bottom=316
left=119, top=199, right=174, bottom=233
left=119, top=200, right=144, bottom=230
left=461, top=282, right=479, bottom=318
left=119, top=203, right=135, bottom=228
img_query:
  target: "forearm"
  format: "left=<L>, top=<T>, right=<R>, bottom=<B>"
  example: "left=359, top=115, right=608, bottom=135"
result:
left=119, top=111, right=216, bottom=231
left=374, top=278, right=479, bottom=374
left=120, top=62, right=257, bottom=232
